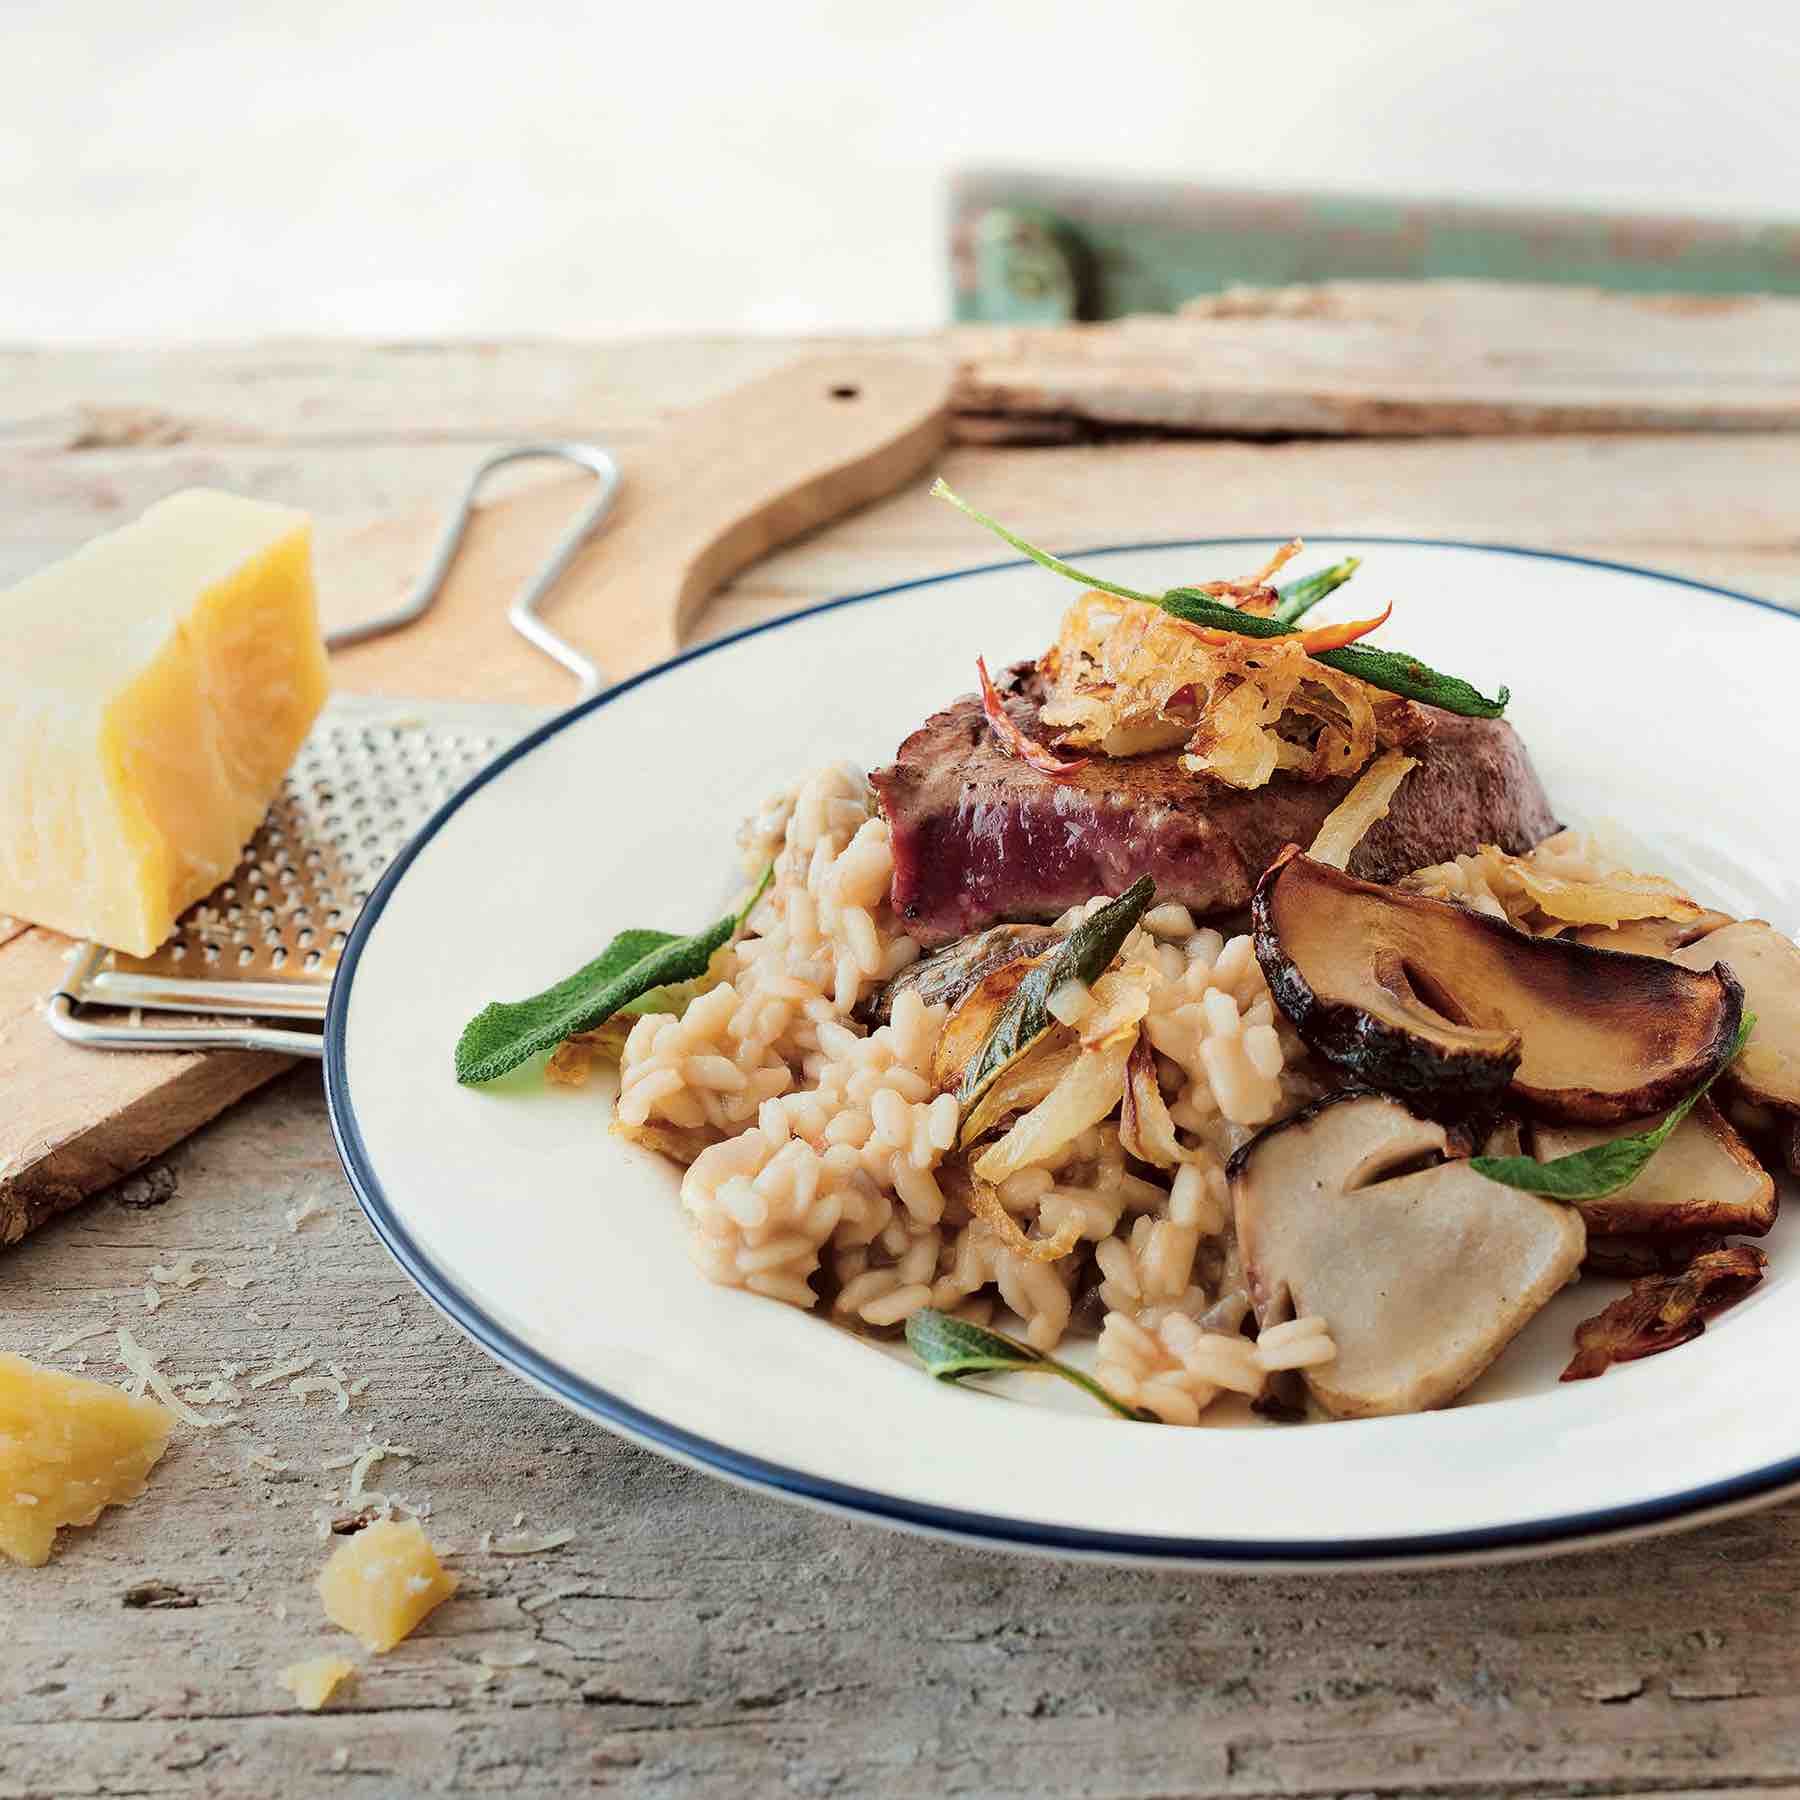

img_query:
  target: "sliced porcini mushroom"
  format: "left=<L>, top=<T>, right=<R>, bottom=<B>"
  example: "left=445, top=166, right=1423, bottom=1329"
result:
left=1253, top=848, right=1744, bottom=1123
left=1581, top=1233, right=1724, bottom=1280
left=1532, top=1098, right=1776, bottom=1239
left=858, top=924, right=1063, bottom=1028
left=1669, top=922, right=1800, bottom=1123
left=1571, top=910, right=1734, bottom=958
left=1230, top=1089, right=1586, bottom=1419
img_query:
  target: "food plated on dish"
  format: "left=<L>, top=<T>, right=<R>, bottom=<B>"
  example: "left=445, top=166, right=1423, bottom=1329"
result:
left=455, top=486, right=1798, bottom=1432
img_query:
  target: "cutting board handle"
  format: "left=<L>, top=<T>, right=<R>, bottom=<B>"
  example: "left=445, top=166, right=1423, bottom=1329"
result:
left=319, top=351, right=956, bottom=706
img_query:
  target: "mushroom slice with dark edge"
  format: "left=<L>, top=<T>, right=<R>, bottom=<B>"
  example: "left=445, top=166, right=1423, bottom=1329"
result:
left=1252, top=848, right=1744, bottom=1123
left=1532, top=1098, right=1776, bottom=1239
left=1669, top=923, right=1800, bottom=1126
left=1571, top=910, right=1734, bottom=958
left=1230, top=1090, right=1586, bottom=1419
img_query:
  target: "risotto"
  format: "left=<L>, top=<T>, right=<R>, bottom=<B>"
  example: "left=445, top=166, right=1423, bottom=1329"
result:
left=608, top=762, right=1334, bottom=1423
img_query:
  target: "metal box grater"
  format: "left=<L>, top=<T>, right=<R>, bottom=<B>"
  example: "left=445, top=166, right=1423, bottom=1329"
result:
left=50, top=695, right=547, bottom=1055
left=46, top=442, right=618, bottom=1058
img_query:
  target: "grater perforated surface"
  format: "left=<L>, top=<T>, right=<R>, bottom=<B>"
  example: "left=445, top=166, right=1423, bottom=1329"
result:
left=78, top=693, right=548, bottom=1014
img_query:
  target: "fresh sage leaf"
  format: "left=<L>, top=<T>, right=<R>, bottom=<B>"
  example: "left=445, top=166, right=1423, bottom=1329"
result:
left=956, top=875, right=1155, bottom=1140
left=1307, top=643, right=1509, bottom=720
left=935, top=480, right=1510, bottom=720
left=904, top=1308, right=1158, bottom=1422
left=454, top=864, right=773, bottom=1086
left=1273, top=555, right=1361, bottom=625
left=1163, top=590, right=1509, bottom=718
left=1472, top=1014, right=1755, bottom=1202
left=1160, top=587, right=1306, bottom=638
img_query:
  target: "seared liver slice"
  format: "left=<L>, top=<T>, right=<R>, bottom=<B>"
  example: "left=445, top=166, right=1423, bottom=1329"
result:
left=870, top=662, right=1558, bottom=946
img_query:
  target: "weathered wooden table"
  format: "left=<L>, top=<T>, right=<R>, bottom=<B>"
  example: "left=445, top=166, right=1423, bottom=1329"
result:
left=6, top=335, right=1800, bottom=1798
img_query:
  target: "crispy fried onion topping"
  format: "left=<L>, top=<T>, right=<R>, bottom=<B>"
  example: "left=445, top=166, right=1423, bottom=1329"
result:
left=969, top=969, right=1148, bottom=1187
left=1306, top=749, right=1420, bottom=871
left=1039, top=592, right=1428, bottom=790
left=1562, top=1242, right=1767, bottom=1381
left=967, top=1174, right=1085, bottom=1263
left=1404, top=829, right=1704, bottom=934
left=1120, top=1032, right=1187, bottom=1168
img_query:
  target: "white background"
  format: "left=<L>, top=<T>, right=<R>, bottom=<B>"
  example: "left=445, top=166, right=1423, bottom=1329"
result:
left=7, top=0, right=1800, bottom=343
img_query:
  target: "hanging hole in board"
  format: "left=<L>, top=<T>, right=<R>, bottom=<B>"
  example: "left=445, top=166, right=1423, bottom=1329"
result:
left=829, top=385, right=860, bottom=401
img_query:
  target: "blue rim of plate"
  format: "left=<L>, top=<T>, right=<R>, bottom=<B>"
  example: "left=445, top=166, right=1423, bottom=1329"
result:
left=325, top=536, right=1800, bottom=1566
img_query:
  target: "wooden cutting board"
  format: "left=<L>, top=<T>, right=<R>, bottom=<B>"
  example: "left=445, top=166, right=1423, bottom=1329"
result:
left=0, top=351, right=955, bottom=1249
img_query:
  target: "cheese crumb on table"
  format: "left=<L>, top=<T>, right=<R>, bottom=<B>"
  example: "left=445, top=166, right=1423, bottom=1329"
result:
left=0, top=488, right=328, bottom=955
left=317, top=1518, right=458, bottom=1652
left=0, top=1352, right=175, bottom=1566
left=278, top=1654, right=356, bottom=1711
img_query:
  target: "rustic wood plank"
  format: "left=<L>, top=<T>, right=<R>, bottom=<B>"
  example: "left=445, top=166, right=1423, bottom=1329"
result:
left=12, top=284, right=1800, bottom=471
left=953, top=281, right=1800, bottom=438
left=5, top=1072, right=1800, bottom=1799
left=0, top=337, right=842, bottom=453
left=9, top=432, right=1800, bottom=617
left=0, top=930, right=290, bottom=1248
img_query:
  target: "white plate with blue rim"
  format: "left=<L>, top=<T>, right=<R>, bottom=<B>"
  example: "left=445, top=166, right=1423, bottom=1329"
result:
left=326, top=537, right=1800, bottom=1569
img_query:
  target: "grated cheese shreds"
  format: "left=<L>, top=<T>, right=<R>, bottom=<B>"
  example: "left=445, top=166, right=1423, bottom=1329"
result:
left=489, top=1528, right=575, bottom=1555
left=348, top=1444, right=413, bottom=1501
left=247, top=1449, right=290, bottom=1474
left=477, top=1648, right=537, bottom=1669
left=1307, top=749, right=1420, bottom=871
left=47, top=1321, right=113, bottom=1355
left=249, top=1352, right=315, bottom=1390
left=143, top=1285, right=162, bottom=1313
left=181, top=1374, right=244, bottom=1407
left=520, top=1585, right=587, bottom=1613
left=115, top=1329, right=234, bottom=1430
left=289, top=1375, right=351, bottom=1414
left=148, top=1256, right=204, bottom=1289
left=285, top=1196, right=333, bottom=1233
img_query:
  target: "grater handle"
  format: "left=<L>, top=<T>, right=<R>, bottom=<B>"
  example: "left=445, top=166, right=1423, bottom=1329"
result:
left=324, top=442, right=621, bottom=704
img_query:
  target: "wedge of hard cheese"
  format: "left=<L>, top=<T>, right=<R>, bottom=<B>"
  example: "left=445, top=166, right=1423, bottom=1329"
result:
left=0, top=490, right=329, bottom=956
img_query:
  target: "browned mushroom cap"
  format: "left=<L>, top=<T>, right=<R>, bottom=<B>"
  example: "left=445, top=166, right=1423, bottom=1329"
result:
left=1253, top=848, right=1745, bottom=1123
left=1533, top=1098, right=1776, bottom=1239
left=1230, top=1090, right=1586, bottom=1419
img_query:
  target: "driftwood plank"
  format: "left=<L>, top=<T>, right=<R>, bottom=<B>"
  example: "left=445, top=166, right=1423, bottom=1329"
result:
left=9, top=430, right=1800, bottom=618
left=10, top=285, right=1800, bottom=475
left=953, top=280, right=1800, bottom=439
left=0, top=930, right=288, bottom=1247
